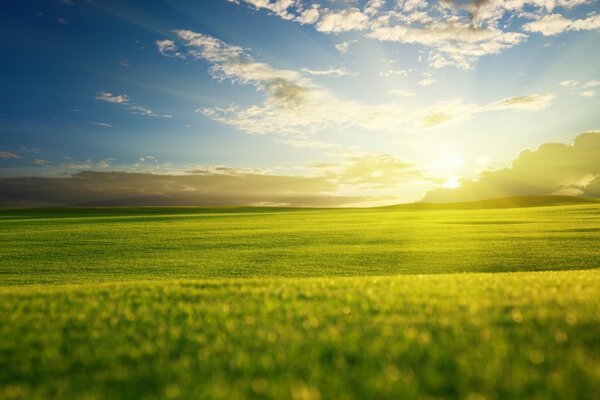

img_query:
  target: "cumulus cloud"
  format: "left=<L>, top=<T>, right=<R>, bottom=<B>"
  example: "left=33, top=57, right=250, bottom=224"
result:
left=228, top=0, right=297, bottom=21
left=368, top=21, right=526, bottom=70
left=297, top=4, right=320, bottom=24
left=159, top=31, right=554, bottom=136
left=422, top=131, right=600, bottom=202
left=315, top=8, right=370, bottom=32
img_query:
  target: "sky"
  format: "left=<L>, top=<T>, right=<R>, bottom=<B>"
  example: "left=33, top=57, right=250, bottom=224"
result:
left=0, top=0, right=599, bottom=206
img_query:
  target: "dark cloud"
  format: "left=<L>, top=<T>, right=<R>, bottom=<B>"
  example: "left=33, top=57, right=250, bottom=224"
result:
left=0, top=171, right=373, bottom=207
left=422, top=131, right=600, bottom=202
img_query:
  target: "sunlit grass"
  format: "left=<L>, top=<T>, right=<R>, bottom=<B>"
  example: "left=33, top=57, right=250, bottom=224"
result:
left=0, top=202, right=599, bottom=398
left=0, top=203, right=598, bottom=285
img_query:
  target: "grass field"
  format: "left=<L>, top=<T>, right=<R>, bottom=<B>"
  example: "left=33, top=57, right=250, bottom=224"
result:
left=1, top=199, right=599, bottom=399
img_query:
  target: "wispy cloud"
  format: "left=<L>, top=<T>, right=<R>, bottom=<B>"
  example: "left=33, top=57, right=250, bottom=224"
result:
left=302, top=67, right=358, bottom=77
left=0, top=151, right=20, bottom=159
left=88, top=121, right=112, bottom=128
left=379, top=69, right=411, bottom=78
left=95, top=91, right=172, bottom=118
left=95, top=91, right=130, bottom=104
left=388, top=89, right=416, bottom=97
left=487, top=94, right=555, bottom=111
left=559, top=79, right=599, bottom=97
left=418, top=77, right=438, bottom=86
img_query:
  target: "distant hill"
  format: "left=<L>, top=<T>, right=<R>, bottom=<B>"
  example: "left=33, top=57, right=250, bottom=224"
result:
left=382, top=195, right=600, bottom=210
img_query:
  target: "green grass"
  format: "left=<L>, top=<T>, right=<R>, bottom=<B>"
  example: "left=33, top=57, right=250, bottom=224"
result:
left=0, top=202, right=598, bottom=285
left=0, top=201, right=599, bottom=399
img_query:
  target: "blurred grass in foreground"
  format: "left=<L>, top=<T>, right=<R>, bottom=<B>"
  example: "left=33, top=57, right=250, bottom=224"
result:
left=1, top=272, right=599, bottom=399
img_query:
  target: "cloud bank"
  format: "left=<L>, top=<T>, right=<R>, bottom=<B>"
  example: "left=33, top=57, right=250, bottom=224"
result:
left=0, top=171, right=364, bottom=207
left=422, top=131, right=600, bottom=202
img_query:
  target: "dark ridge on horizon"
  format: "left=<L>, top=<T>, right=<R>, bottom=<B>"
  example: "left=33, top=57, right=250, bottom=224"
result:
left=0, top=195, right=598, bottom=215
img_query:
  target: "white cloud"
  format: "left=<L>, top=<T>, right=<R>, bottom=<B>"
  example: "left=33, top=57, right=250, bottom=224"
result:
left=302, top=67, right=358, bottom=77
left=297, top=5, right=320, bottom=24
left=275, top=138, right=336, bottom=148
left=560, top=79, right=580, bottom=88
left=379, top=69, right=411, bottom=77
left=88, top=121, right=112, bottom=128
left=95, top=91, right=130, bottom=104
left=418, top=77, right=438, bottom=86
left=334, top=40, right=356, bottom=53
left=559, top=79, right=600, bottom=97
left=364, top=0, right=386, bottom=16
left=161, top=31, right=555, bottom=136
left=227, top=0, right=595, bottom=70
left=523, top=13, right=600, bottom=36
left=486, top=93, right=556, bottom=111
left=579, top=90, right=595, bottom=97
left=388, top=89, right=416, bottom=97
left=95, top=91, right=171, bottom=118
left=368, top=21, right=527, bottom=70
left=315, top=8, right=370, bottom=33
left=129, top=106, right=157, bottom=117
left=156, top=39, right=183, bottom=57
left=229, top=0, right=297, bottom=21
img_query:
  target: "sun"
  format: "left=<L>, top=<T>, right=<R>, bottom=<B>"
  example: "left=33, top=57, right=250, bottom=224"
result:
left=442, top=177, right=460, bottom=189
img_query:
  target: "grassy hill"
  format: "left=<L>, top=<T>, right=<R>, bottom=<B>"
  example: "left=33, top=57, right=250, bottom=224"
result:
left=385, top=195, right=600, bottom=210
left=0, top=202, right=599, bottom=399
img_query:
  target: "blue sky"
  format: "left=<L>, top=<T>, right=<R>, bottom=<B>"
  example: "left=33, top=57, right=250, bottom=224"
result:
left=0, top=0, right=599, bottom=205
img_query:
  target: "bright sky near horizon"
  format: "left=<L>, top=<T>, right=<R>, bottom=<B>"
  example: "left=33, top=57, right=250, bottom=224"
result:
left=0, top=0, right=599, bottom=206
